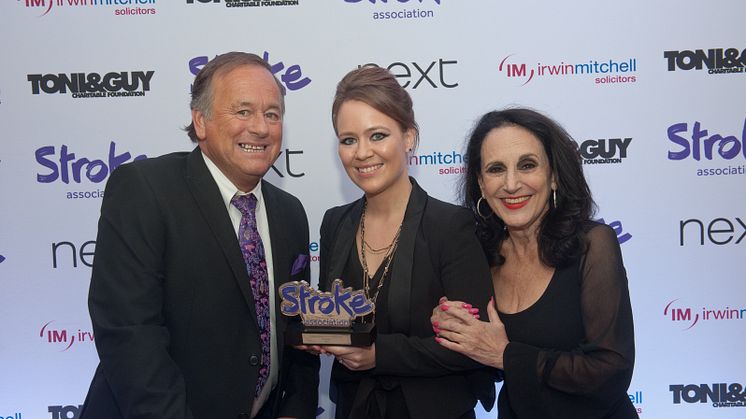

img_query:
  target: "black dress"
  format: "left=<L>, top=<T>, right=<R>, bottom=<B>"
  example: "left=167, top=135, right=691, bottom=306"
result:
left=497, top=223, right=638, bottom=419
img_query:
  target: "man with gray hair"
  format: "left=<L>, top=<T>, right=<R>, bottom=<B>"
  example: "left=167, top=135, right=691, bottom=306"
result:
left=80, top=52, right=319, bottom=419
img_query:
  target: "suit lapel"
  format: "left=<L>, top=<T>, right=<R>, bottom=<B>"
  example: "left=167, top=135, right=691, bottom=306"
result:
left=387, top=179, right=427, bottom=332
left=184, top=149, right=258, bottom=328
left=261, top=181, right=291, bottom=352
left=329, top=199, right=364, bottom=283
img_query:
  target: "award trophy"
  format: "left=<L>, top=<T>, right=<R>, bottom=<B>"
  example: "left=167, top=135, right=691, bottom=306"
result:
left=280, top=279, right=376, bottom=346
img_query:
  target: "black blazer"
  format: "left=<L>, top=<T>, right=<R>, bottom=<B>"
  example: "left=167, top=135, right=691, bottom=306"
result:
left=319, top=179, right=496, bottom=419
left=80, top=148, right=319, bottom=419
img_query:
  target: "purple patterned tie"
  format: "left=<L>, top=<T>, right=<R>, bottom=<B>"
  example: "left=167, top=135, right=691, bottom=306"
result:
left=231, top=193, right=271, bottom=397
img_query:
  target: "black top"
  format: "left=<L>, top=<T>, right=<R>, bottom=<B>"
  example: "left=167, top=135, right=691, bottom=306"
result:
left=319, top=179, right=496, bottom=419
left=331, top=247, right=408, bottom=419
left=498, top=222, right=638, bottom=419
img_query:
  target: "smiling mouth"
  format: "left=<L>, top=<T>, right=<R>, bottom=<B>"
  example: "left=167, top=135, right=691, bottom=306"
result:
left=503, top=196, right=530, bottom=204
left=357, top=164, right=382, bottom=174
left=239, top=143, right=266, bottom=153
left=501, top=196, right=531, bottom=209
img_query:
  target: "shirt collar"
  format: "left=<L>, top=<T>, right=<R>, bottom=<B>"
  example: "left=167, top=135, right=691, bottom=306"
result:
left=201, top=151, right=264, bottom=211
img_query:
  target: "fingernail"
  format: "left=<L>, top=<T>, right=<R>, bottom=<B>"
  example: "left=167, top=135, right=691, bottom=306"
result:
left=469, top=308, right=479, bottom=314
left=432, top=321, right=439, bottom=327
left=440, top=304, right=449, bottom=311
left=435, top=337, right=442, bottom=343
left=462, top=303, right=472, bottom=309
left=473, top=314, right=480, bottom=319
left=433, top=327, right=440, bottom=334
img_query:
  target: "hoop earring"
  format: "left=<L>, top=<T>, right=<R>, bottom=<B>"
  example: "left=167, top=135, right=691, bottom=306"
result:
left=476, top=196, right=492, bottom=220
left=552, top=189, right=557, bottom=208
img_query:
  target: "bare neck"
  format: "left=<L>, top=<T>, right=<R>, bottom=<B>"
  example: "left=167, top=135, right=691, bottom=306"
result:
left=364, top=175, right=412, bottom=221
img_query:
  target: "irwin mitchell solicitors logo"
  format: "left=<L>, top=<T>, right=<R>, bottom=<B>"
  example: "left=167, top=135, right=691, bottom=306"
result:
left=39, top=320, right=94, bottom=351
left=663, top=298, right=745, bottom=330
left=498, top=53, right=638, bottom=86
left=20, top=0, right=157, bottom=17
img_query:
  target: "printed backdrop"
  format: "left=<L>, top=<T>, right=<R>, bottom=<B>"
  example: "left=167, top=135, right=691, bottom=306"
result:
left=1, top=1, right=744, bottom=418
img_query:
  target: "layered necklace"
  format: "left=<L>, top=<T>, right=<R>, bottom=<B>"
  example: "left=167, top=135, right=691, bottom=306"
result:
left=359, top=200, right=402, bottom=316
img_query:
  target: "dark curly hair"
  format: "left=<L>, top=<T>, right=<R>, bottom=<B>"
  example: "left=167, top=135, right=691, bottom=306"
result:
left=461, top=108, right=595, bottom=267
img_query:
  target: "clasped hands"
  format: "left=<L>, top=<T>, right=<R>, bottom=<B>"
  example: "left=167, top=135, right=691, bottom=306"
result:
left=295, top=343, right=376, bottom=371
left=430, top=296, right=510, bottom=370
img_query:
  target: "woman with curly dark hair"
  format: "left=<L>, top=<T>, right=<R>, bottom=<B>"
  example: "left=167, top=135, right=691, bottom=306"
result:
left=431, top=108, right=638, bottom=418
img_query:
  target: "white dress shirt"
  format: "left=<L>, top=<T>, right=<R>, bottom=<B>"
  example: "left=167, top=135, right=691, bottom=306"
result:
left=202, top=152, right=278, bottom=418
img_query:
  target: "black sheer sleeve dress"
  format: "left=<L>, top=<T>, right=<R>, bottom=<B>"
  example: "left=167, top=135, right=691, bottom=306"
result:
left=497, top=222, right=638, bottom=419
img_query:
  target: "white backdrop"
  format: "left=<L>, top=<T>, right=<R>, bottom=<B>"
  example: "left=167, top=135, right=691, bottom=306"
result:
left=1, top=1, right=745, bottom=418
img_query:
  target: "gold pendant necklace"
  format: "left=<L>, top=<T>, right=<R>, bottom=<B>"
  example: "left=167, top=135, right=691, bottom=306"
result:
left=359, top=201, right=402, bottom=322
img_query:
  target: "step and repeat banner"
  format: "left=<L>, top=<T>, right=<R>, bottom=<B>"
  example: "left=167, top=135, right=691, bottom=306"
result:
left=1, top=1, right=744, bottom=418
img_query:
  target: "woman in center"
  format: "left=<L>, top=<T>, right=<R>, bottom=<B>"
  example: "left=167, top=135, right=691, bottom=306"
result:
left=316, top=66, right=495, bottom=418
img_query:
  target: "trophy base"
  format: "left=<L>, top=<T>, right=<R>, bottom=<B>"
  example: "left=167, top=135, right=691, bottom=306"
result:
left=285, top=322, right=376, bottom=346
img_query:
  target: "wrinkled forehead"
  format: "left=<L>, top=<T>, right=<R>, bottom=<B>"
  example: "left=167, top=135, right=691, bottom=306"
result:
left=210, top=63, right=285, bottom=111
left=482, top=125, right=547, bottom=160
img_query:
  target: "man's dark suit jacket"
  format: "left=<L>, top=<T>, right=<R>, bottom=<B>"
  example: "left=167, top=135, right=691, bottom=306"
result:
left=319, top=179, right=496, bottom=419
left=80, top=148, right=319, bottom=419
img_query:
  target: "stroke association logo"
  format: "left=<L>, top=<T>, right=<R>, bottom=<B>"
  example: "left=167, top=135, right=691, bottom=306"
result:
left=35, top=141, right=147, bottom=199
left=498, top=54, right=638, bottom=86
left=185, top=0, right=300, bottom=8
left=189, top=51, right=311, bottom=92
left=663, top=298, right=745, bottom=330
left=664, top=48, right=745, bottom=75
left=343, top=0, right=441, bottom=21
left=39, top=321, right=94, bottom=351
left=667, top=117, right=746, bottom=177
left=578, top=137, right=631, bottom=165
left=20, top=0, right=157, bottom=17
left=28, top=71, right=154, bottom=98
left=670, top=383, right=745, bottom=408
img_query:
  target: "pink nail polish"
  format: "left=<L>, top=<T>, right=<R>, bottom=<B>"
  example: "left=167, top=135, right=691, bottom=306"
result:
left=462, top=303, right=472, bottom=309
left=432, top=321, right=439, bottom=327
left=433, top=327, right=440, bottom=334
left=474, top=314, right=480, bottom=319
left=440, top=304, right=449, bottom=311
left=435, top=337, right=442, bottom=343
left=469, top=308, right=479, bottom=314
